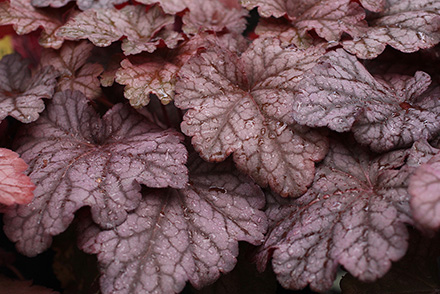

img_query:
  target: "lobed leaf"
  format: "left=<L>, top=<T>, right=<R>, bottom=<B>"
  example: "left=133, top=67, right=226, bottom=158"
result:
left=293, top=49, right=440, bottom=152
left=254, top=139, right=416, bottom=292
left=342, top=0, right=440, bottom=59
left=78, top=157, right=267, bottom=294
left=175, top=38, right=328, bottom=197
left=57, top=5, right=180, bottom=55
left=40, top=41, right=104, bottom=99
left=0, top=53, right=59, bottom=123
left=0, top=148, right=35, bottom=206
left=3, top=90, right=188, bottom=256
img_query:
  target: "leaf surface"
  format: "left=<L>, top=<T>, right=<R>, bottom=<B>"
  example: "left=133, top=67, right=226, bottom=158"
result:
left=0, top=53, right=58, bottom=123
left=342, top=0, right=440, bottom=58
left=0, top=0, right=65, bottom=48
left=293, top=49, right=440, bottom=152
left=31, top=0, right=127, bottom=11
left=175, top=38, right=328, bottom=197
left=57, top=5, right=180, bottom=55
left=254, top=139, right=415, bottom=292
left=40, top=41, right=104, bottom=99
left=0, top=148, right=35, bottom=206
left=78, top=157, right=267, bottom=294
left=3, top=90, right=188, bottom=256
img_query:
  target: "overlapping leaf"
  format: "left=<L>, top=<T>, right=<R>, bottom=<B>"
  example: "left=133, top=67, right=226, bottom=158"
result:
left=3, top=90, right=188, bottom=256
left=40, top=41, right=104, bottom=99
left=293, top=49, right=440, bottom=152
left=31, top=0, right=127, bottom=11
left=78, top=157, right=267, bottom=294
left=342, top=0, right=440, bottom=59
left=254, top=139, right=417, bottom=292
left=0, top=53, right=58, bottom=123
left=174, top=38, right=328, bottom=197
left=0, top=0, right=65, bottom=48
left=136, top=0, right=190, bottom=14
left=57, top=5, right=181, bottom=55
left=182, top=0, right=248, bottom=35
left=359, top=0, right=385, bottom=12
left=0, top=148, right=35, bottom=206
left=116, top=34, right=248, bottom=107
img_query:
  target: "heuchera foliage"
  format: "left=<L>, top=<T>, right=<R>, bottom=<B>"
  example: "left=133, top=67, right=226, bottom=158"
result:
left=0, top=0, right=440, bottom=293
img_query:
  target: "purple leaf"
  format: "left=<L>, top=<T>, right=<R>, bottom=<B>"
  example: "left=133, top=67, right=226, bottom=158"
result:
left=78, top=156, right=267, bottom=294
left=40, top=41, right=104, bottom=100
left=3, top=90, right=188, bottom=256
left=293, top=49, right=440, bottom=152
left=0, top=148, right=35, bottom=206
left=0, top=53, right=58, bottom=123
left=115, top=33, right=247, bottom=107
left=174, top=38, right=328, bottom=197
left=0, top=0, right=65, bottom=49
left=342, top=0, right=440, bottom=59
left=254, top=139, right=415, bottom=292
left=182, top=0, right=248, bottom=35
left=409, top=149, right=440, bottom=230
left=57, top=5, right=180, bottom=55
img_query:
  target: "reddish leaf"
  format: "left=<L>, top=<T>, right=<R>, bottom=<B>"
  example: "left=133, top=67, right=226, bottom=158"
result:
left=115, top=33, right=247, bottom=107
left=0, top=0, right=65, bottom=49
left=3, top=90, right=188, bottom=256
left=174, top=38, right=328, bottom=197
left=78, top=157, right=267, bottom=294
left=0, top=53, right=58, bottom=123
left=40, top=41, right=104, bottom=99
left=293, top=49, right=440, bottom=152
left=182, top=0, right=248, bottom=35
left=254, top=139, right=416, bottom=292
left=57, top=5, right=181, bottom=55
left=342, top=0, right=440, bottom=59
left=0, top=148, right=34, bottom=206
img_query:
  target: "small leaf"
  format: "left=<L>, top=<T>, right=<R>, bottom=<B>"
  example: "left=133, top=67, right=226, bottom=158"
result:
left=342, top=0, right=440, bottom=59
left=0, top=53, right=59, bottom=123
left=0, top=148, right=35, bottom=206
left=293, top=49, right=440, bottom=152
left=254, top=139, right=415, bottom=292
left=40, top=41, right=104, bottom=99
left=175, top=38, right=328, bottom=197
left=78, top=157, right=267, bottom=294
left=3, top=90, right=188, bottom=256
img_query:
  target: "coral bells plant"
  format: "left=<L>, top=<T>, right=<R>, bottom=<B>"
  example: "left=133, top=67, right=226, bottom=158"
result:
left=0, top=0, right=440, bottom=293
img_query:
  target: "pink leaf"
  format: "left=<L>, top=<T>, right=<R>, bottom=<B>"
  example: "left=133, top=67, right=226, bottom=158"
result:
left=293, top=49, right=440, bottom=152
left=182, top=0, right=248, bottom=35
left=3, top=90, right=188, bottom=256
left=78, top=157, right=267, bottom=294
left=342, top=0, right=440, bottom=59
left=40, top=41, right=104, bottom=99
left=0, top=53, right=59, bottom=123
left=359, top=0, right=385, bottom=12
left=115, top=33, right=247, bottom=107
left=136, top=0, right=190, bottom=14
left=254, top=139, right=415, bottom=292
left=0, top=148, right=34, bottom=206
left=31, top=0, right=127, bottom=11
left=174, top=38, right=328, bottom=197
left=0, top=0, right=65, bottom=49
left=57, top=5, right=180, bottom=55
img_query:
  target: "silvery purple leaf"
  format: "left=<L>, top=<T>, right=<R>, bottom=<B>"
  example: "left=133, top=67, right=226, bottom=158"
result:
left=3, top=90, right=188, bottom=256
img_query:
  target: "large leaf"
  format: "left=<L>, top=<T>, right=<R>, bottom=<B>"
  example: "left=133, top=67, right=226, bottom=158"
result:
left=40, top=41, right=104, bottom=99
left=0, top=53, right=59, bottom=123
left=0, top=148, right=35, bottom=206
left=78, top=157, right=267, bottom=294
left=342, top=0, right=440, bottom=59
left=254, top=139, right=416, bottom=292
left=57, top=5, right=181, bottom=55
left=174, top=38, right=328, bottom=197
left=293, top=49, right=440, bottom=152
left=3, top=90, right=188, bottom=256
